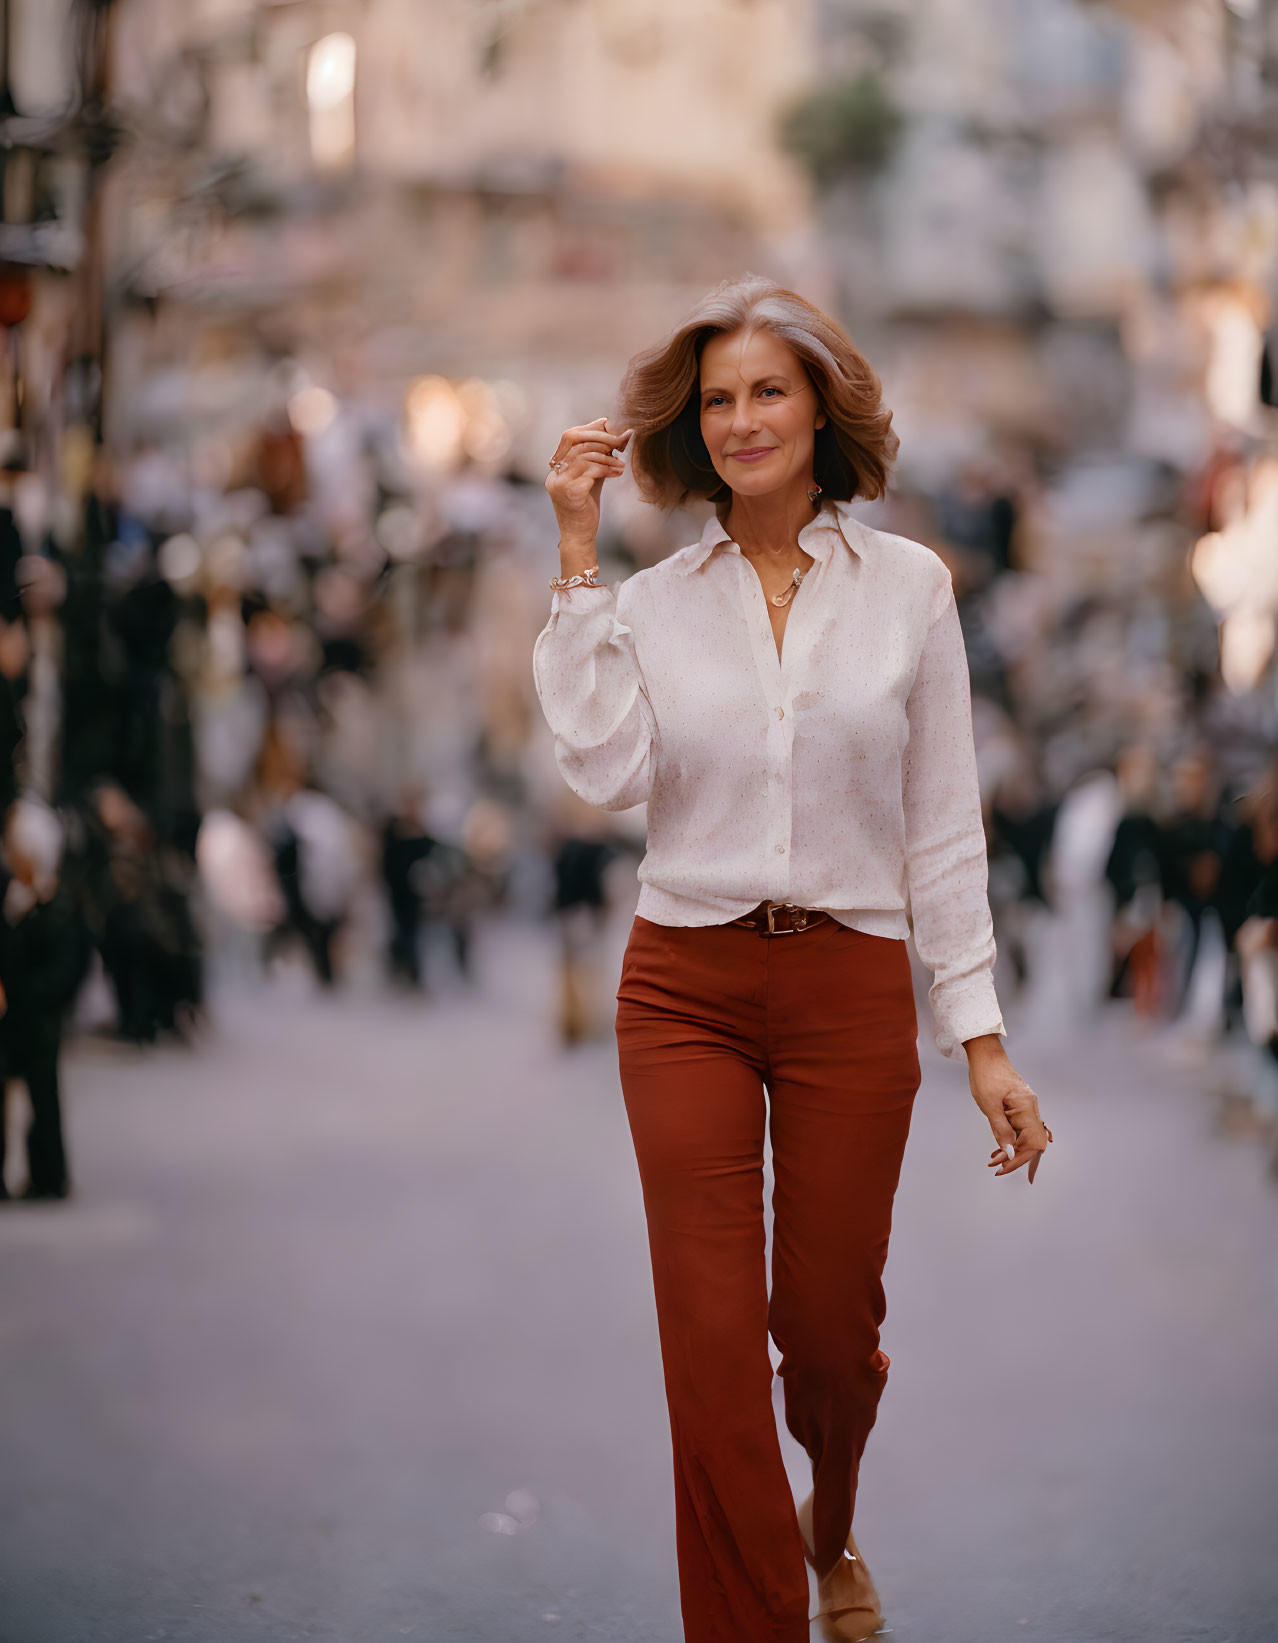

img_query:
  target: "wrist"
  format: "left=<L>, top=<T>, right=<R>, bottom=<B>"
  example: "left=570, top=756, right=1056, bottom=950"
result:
left=963, top=1032, right=1008, bottom=1068
left=557, top=536, right=598, bottom=573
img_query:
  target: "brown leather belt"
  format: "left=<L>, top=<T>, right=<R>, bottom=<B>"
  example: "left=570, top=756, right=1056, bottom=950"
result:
left=728, top=901, right=833, bottom=937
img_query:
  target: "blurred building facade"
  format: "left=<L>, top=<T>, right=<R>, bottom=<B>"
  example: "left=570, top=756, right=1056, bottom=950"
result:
left=104, top=0, right=818, bottom=465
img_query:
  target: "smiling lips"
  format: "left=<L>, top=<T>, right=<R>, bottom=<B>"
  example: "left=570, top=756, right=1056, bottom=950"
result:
left=729, top=446, right=776, bottom=462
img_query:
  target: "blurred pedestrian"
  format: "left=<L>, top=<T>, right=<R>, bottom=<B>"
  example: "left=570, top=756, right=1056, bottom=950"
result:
left=550, top=827, right=615, bottom=1045
left=1105, top=744, right=1165, bottom=1017
left=1227, top=769, right=1278, bottom=1151
left=86, top=782, right=203, bottom=1043
left=1217, top=774, right=1274, bottom=1033
left=381, top=787, right=437, bottom=988
left=0, top=798, right=89, bottom=1201
left=1159, top=749, right=1232, bottom=1022
left=0, top=613, right=29, bottom=814
left=988, top=748, right=1057, bottom=997
left=259, top=732, right=359, bottom=988
left=195, top=806, right=286, bottom=979
left=534, top=277, right=1052, bottom=1643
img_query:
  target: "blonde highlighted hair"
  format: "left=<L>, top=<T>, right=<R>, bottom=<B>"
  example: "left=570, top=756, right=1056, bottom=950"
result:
left=617, top=274, right=898, bottom=511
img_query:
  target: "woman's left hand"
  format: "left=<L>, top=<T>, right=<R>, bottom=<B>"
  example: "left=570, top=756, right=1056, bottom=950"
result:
left=964, top=1035, right=1053, bottom=1183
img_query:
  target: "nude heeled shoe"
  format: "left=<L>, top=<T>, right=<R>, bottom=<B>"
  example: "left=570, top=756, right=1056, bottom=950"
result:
left=795, top=1490, right=889, bottom=1642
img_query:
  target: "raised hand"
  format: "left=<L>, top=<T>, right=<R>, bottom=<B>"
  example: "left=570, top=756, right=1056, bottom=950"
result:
left=545, top=417, right=633, bottom=565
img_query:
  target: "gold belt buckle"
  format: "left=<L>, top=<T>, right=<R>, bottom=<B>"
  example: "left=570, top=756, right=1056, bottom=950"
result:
left=766, top=902, right=808, bottom=936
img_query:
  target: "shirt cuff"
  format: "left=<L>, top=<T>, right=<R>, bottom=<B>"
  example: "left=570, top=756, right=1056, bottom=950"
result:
left=550, top=582, right=613, bottom=617
left=931, top=971, right=1006, bottom=1060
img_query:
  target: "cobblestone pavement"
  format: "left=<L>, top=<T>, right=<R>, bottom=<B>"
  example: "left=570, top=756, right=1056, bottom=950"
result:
left=2, top=913, right=1276, bottom=1643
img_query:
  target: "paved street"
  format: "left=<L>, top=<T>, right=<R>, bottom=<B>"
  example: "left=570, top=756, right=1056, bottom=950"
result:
left=2, top=911, right=1277, bottom=1643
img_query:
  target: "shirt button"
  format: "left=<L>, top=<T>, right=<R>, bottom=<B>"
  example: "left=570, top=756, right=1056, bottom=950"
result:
left=774, top=843, right=786, bottom=855
left=774, top=706, right=784, bottom=720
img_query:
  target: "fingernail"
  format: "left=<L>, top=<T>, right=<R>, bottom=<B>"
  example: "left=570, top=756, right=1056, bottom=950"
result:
left=1005, top=1144, right=1015, bottom=1160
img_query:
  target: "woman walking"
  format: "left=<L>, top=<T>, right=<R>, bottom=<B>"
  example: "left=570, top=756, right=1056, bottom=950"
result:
left=533, top=275, right=1052, bottom=1643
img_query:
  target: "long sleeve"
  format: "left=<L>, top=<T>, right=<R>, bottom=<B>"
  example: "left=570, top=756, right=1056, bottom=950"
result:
left=532, top=580, right=657, bottom=813
left=901, top=573, right=1006, bottom=1059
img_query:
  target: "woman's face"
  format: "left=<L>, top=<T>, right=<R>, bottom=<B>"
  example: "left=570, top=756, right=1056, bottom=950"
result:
left=698, top=327, right=827, bottom=501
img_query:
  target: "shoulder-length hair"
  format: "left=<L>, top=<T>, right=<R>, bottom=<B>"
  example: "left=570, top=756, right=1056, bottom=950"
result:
left=617, top=273, right=898, bottom=512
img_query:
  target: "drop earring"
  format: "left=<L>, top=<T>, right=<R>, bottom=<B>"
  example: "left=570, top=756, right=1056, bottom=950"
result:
left=808, top=480, right=823, bottom=506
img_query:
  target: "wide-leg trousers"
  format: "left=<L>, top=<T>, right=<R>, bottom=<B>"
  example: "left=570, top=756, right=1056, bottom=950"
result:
left=615, top=913, right=921, bottom=1643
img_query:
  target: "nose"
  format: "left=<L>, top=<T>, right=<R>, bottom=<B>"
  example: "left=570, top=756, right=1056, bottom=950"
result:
left=730, top=398, right=761, bottom=441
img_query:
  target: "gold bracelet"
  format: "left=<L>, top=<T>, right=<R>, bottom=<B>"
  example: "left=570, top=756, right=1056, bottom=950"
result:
left=550, top=565, right=602, bottom=592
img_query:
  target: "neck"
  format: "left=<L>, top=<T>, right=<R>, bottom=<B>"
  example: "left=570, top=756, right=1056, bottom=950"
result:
left=724, top=480, right=819, bottom=559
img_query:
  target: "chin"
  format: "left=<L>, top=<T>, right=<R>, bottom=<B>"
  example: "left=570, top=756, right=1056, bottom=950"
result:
left=720, top=463, right=786, bottom=496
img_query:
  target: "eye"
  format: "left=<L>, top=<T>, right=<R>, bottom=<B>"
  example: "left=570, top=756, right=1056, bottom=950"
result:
left=760, top=386, right=782, bottom=397
left=704, top=395, right=727, bottom=408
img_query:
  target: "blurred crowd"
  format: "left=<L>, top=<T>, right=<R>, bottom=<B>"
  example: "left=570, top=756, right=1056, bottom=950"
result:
left=881, top=457, right=1278, bottom=1178
left=1, top=412, right=1276, bottom=1203
left=0, top=410, right=586, bottom=1200
left=0, top=0, right=1273, bottom=1205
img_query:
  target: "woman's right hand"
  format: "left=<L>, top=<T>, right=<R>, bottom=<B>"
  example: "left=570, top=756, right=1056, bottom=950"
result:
left=544, top=417, right=633, bottom=567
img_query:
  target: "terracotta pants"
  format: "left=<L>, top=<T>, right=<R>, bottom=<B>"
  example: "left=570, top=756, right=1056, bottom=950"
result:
left=615, top=913, right=921, bottom=1643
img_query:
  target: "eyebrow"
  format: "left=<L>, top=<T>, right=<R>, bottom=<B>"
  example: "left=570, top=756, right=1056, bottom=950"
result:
left=699, top=375, right=796, bottom=396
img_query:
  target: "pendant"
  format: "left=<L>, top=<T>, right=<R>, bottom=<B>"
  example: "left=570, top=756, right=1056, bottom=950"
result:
left=772, top=568, right=805, bottom=608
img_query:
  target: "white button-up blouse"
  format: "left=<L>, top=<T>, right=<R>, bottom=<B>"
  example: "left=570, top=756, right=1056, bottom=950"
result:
left=532, top=498, right=1006, bottom=1059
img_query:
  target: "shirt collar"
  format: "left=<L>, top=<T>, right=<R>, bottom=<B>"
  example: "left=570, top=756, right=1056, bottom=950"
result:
left=674, top=497, right=859, bottom=575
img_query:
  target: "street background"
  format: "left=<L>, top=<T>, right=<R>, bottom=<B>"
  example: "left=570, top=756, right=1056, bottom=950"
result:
left=1, top=2, right=1278, bottom=1640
